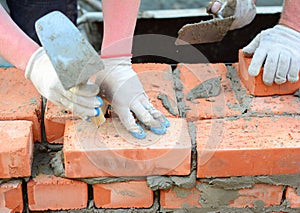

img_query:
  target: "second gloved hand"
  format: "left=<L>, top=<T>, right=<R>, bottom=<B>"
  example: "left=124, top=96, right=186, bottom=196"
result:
left=25, top=47, right=103, bottom=119
left=95, top=57, right=170, bottom=139
left=243, top=25, right=300, bottom=85
left=207, top=0, right=256, bottom=30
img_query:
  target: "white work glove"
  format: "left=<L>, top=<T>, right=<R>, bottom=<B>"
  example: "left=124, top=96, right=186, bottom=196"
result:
left=25, top=47, right=103, bottom=119
left=207, top=0, right=256, bottom=30
left=243, top=25, right=300, bottom=85
left=95, top=57, right=170, bottom=139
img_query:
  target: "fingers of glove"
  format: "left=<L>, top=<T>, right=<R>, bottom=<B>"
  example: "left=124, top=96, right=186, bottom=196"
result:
left=114, top=107, right=146, bottom=139
left=140, top=96, right=170, bottom=128
left=274, top=53, right=291, bottom=84
left=69, top=83, right=100, bottom=97
left=131, top=101, right=166, bottom=135
left=248, top=48, right=267, bottom=77
left=63, top=89, right=103, bottom=108
left=263, top=51, right=280, bottom=85
left=60, top=97, right=101, bottom=117
left=287, top=59, right=300, bottom=83
left=242, top=34, right=261, bottom=57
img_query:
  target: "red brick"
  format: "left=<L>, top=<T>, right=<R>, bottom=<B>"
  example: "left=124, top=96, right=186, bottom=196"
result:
left=44, top=101, right=75, bottom=144
left=178, top=63, right=241, bottom=121
left=44, top=63, right=177, bottom=144
left=160, top=183, right=202, bottom=209
left=27, top=175, right=88, bottom=211
left=0, top=120, right=33, bottom=178
left=248, top=95, right=300, bottom=116
left=63, top=118, right=191, bottom=178
left=94, top=181, right=153, bottom=208
left=238, top=50, right=300, bottom=96
left=0, top=68, right=42, bottom=142
left=132, top=63, right=178, bottom=118
left=161, top=183, right=282, bottom=209
left=286, top=187, right=300, bottom=208
left=0, top=180, right=23, bottom=212
left=196, top=116, right=300, bottom=178
left=229, top=184, right=283, bottom=208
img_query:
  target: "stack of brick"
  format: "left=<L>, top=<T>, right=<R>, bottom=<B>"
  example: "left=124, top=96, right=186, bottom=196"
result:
left=0, top=56, right=300, bottom=212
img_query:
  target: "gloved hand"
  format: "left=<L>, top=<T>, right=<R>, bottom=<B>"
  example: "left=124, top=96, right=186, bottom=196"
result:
left=25, top=47, right=103, bottom=119
left=243, top=25, right=300, bottom=85
left=95, top=57, right=170, bottom=139
left=207, top=0, right=256, bottom=30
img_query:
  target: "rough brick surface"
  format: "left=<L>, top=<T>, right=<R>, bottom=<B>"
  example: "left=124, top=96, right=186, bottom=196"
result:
left=286, top=187, right=300, bottom=208
left=132, top=63, right=178, bottom=118
left=178, top=63, right=242, bottom=121
left=229, top=184, right=283, bottom=208
left=0, top=180, right=23, bottom=212
left=196, top=116, right=300, bottom=178
left=27, top=175, right=88, bottom=211
left=0, top=68, right=42, bottom=142
left=238, top=50, right=300, bottom=96
left=161, top=182, right=282, bottom=210
left=94, top=181, right=153, bottom=208
left=0, top=120, right=33, bottom=178
left=248, top=95, right=300, bottom=116
left=44, top=101, right=75, bottom=144
left=63, top=118, right=191, bottom=178
left=160, top=184, right=202, bottom=209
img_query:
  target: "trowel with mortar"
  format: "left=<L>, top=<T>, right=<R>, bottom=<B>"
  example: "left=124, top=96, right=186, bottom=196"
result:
left=175, top=0, right=236, bottom=45
left=35, top=11, right=105, bottom=127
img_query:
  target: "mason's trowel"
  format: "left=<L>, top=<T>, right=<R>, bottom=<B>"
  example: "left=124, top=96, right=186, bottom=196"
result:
left=175, top=0, right=236, bottom=45
left=35, top=11, right=105, bottom=126
left=175, top=16, right=235, bottom=45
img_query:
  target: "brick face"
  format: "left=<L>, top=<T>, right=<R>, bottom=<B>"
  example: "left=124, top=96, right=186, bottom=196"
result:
left=178, top=63, right=242, bottom=121
left=27, top=175, right=88, bottom=211
left=0, top=68, right=42, bottom=142
left=63, top=118, right=191, bottom=178
left=0, top=120, right=33, bottom=178
left=93, top=181, right=153, bottom=208
left=229, top=184, right=283, bottom=208
left=196, top=116, right=300, bottom=178
left=286, top=187, right=300, bottom=208
left=0, top=180, right=23, bottom=213
left=238, top=50, right=300, bottom=96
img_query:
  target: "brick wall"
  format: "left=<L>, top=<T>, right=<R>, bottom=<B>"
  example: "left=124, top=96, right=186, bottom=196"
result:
left=0, top=60, right=299, bottom=212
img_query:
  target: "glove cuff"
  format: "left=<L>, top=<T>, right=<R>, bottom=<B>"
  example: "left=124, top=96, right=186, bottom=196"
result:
left=25, top=47, right=45, bottom=79
left=275, top=25, right=300, bottom=39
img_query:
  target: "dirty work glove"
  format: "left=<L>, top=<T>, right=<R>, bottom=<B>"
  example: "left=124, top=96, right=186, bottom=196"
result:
left=243, top=25, right=300, bottom=85
left=25, top=47, right=103, bottom=119
left=207, top=0, right=256, bottom=30
left=95, top=57, right=170, bottom=139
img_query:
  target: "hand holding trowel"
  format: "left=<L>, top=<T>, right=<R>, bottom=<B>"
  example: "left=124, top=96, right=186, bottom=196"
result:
left=35, top=11, right=105, bottom=126
left=175, top=0, right=256, bottom=45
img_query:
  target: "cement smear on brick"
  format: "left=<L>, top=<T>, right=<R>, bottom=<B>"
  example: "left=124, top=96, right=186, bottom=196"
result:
left=172, top=67, right=190, bottom=117
left=226, top=65, right=252, bottom=114
left=157, top=93, right=178, bottom=116
left=186, top=76, right=222, bottom=100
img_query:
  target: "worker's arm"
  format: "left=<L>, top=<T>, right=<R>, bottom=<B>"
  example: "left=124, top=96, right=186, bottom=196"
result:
left=243, top=0, right=300, bottom=85
left=0, top=5, right=102, bottom=119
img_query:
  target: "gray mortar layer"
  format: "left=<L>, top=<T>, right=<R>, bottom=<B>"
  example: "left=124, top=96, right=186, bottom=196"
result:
left=157, top=93, right=178, bottom=116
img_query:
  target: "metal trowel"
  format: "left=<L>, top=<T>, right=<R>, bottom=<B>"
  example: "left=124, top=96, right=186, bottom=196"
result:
left=175, top=0, right=236, bottom=45
left=35, top=11, right=105, bottom=126
left=175, top=16, right=235, bottom=45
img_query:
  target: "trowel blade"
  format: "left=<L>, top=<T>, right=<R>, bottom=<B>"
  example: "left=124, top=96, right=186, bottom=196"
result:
left=35, top=11, right=104, bottom=90
left=175, top=16, right=235, bottom=45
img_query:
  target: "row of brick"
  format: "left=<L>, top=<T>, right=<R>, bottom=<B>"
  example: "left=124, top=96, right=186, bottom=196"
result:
left=2, top=116, right=299, bottom=179
left=2, top=58, right=299, bottom=145
left=2, top=175, right=300, bottom=211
